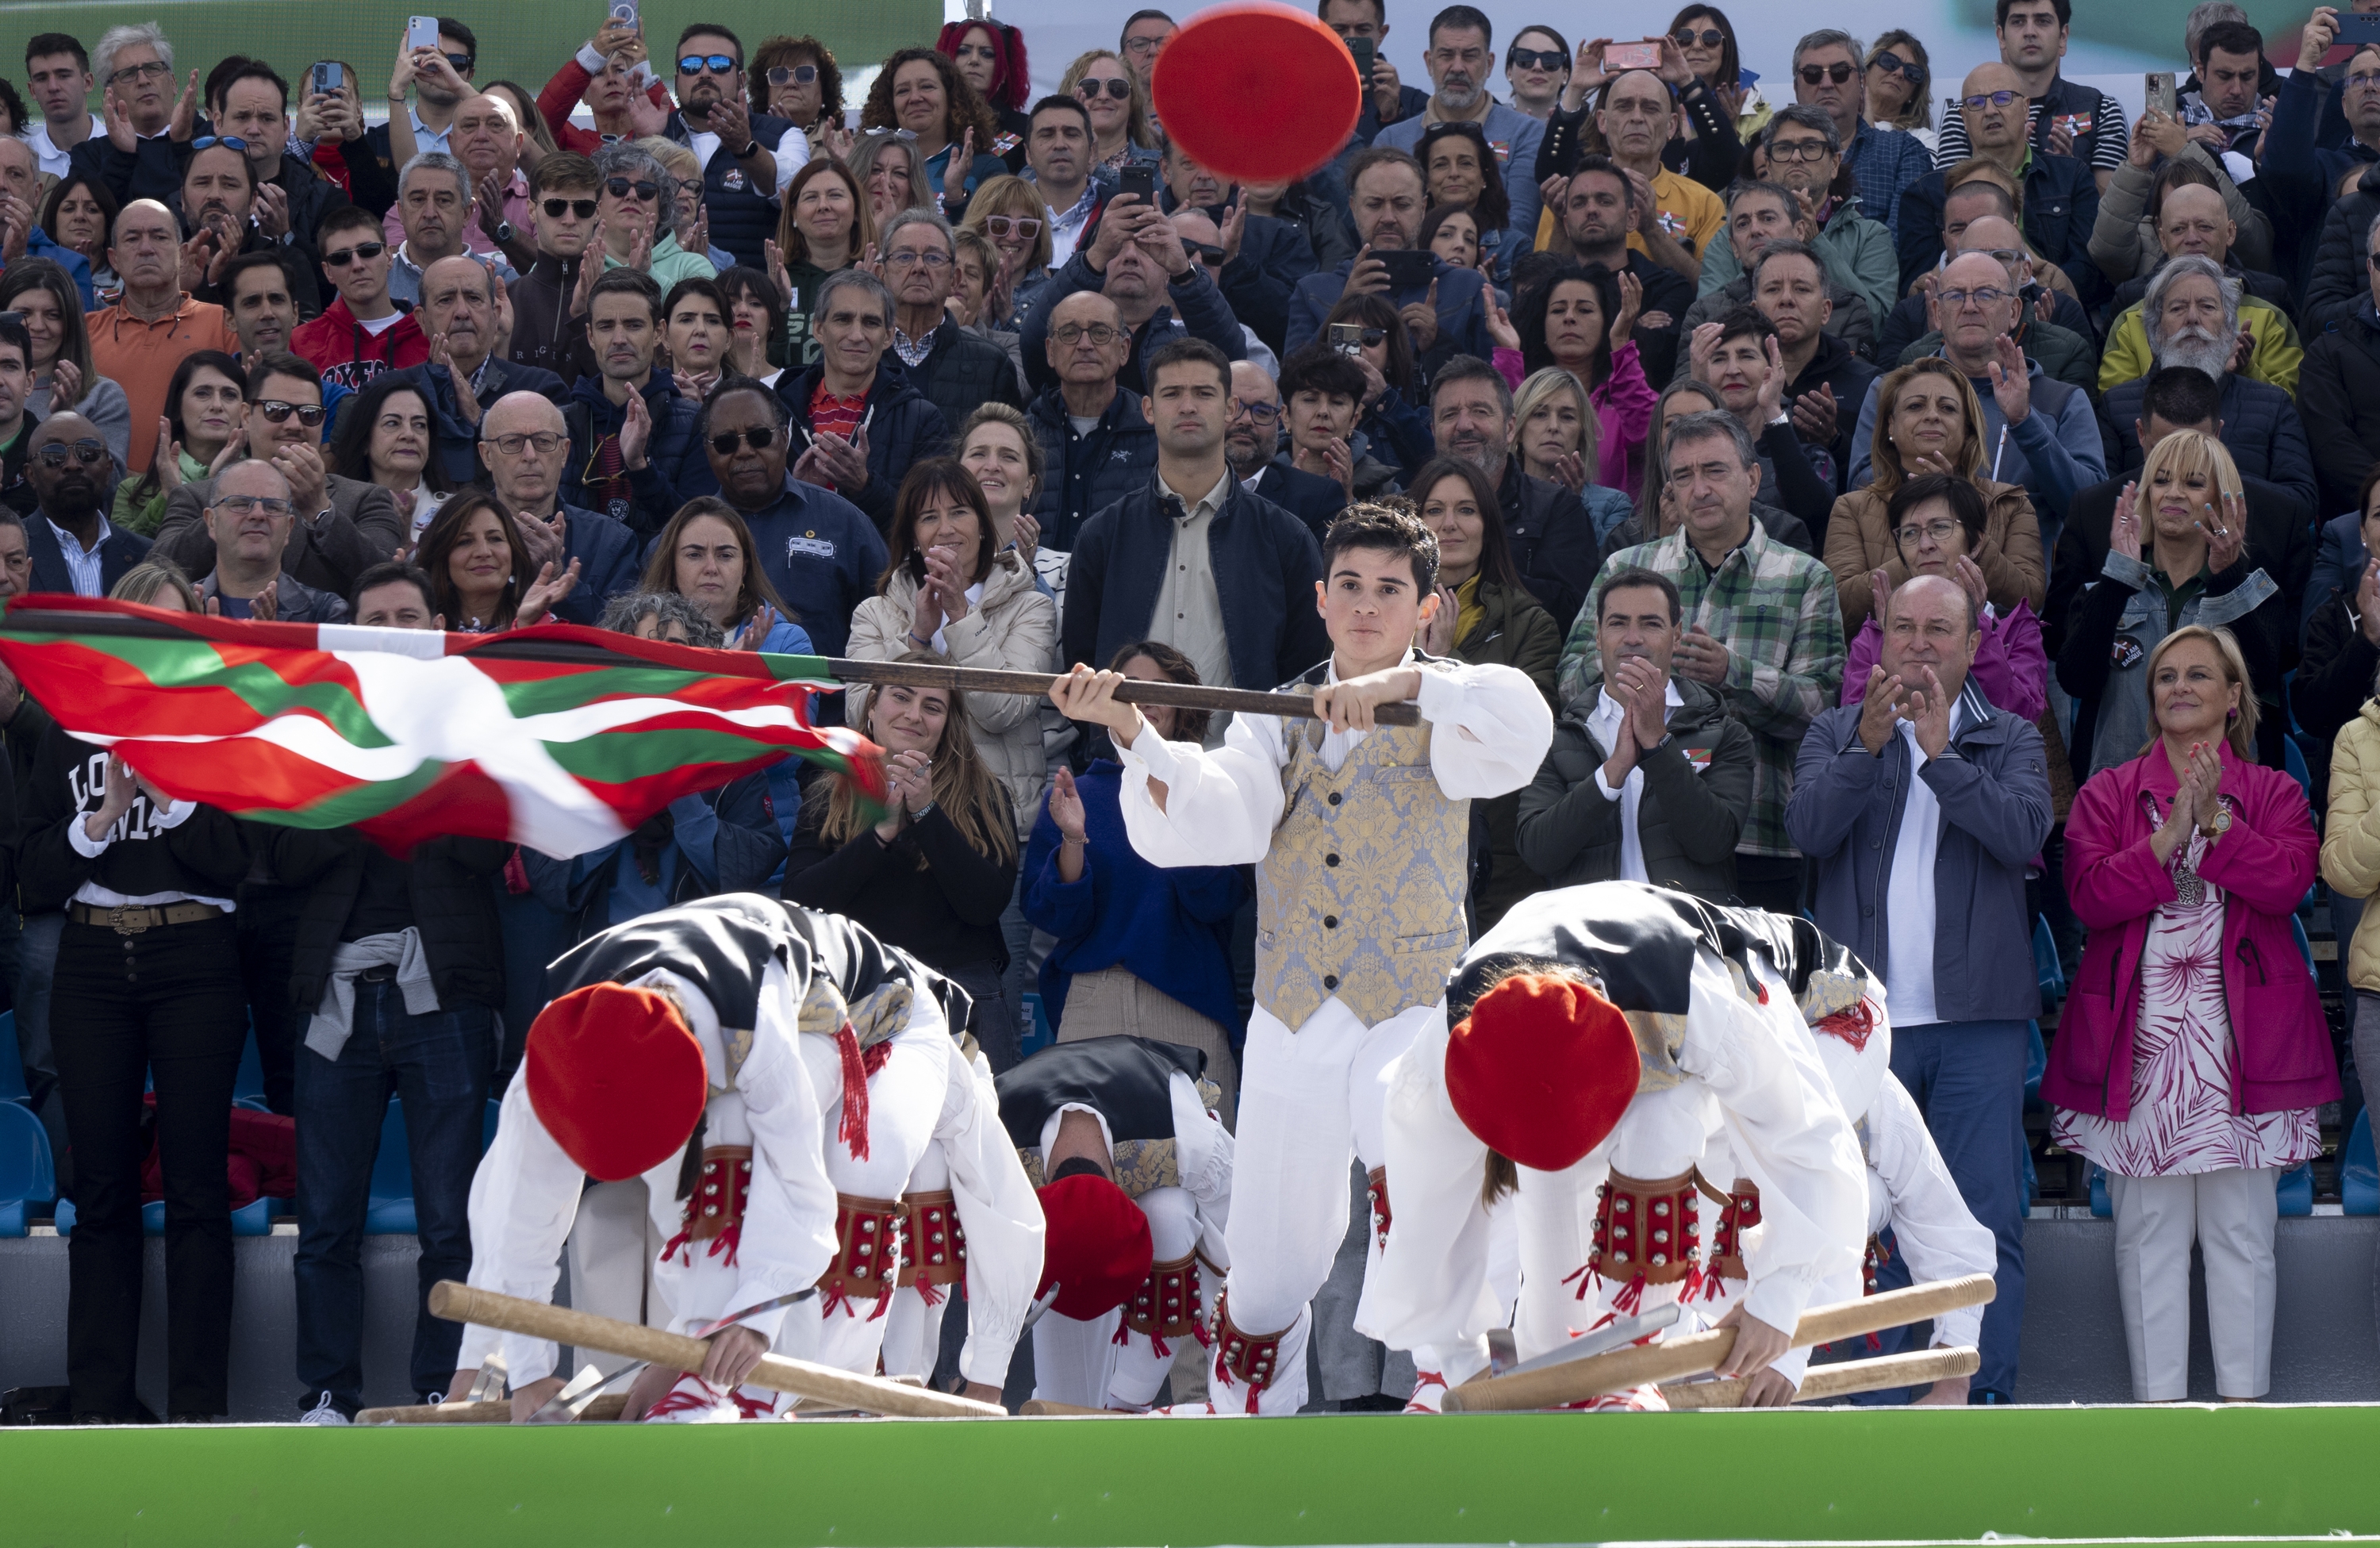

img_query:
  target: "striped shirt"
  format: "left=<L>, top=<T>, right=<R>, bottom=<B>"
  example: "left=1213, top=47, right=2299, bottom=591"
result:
left=46, top=513, right=113, bottom=597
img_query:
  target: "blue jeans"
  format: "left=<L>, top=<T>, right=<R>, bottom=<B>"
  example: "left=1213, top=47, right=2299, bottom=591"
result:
left=294, top=978, right=493, bottom=1413
left=1889, top=1018, right=2029, bottom=1399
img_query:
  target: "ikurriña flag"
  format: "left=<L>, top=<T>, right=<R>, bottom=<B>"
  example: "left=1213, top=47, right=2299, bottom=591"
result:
left=0, top=596, right=888, bottom=857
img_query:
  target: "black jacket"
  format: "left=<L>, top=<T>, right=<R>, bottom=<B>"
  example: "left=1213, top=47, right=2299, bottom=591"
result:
left=18, top=723, right=251, bottom=912
left=1061, top=476, right=1329, bottom=690
left=1215, top=213, right=1320, bottom=355
left=1897, top=156, right=2103, bottom=305
left=2302, top=163, right=2380, bottom=332
left=71, top=121, right=211, bottom=210
left=505, top=252, right=594, bottom=390
left=2047, top=471, right=2313, bottom=664
left=1497, top=459, right=1603, bottom=636
left=21, top=509, right=150, bottom=597
left=562, top=369, right=719, bottom=535
left=774, top=359, right=950, bottom=534
left=1876, top=288, right=2097, bottom=370
left=264, top=827, right=509, bottom=1013
left=2297, top=301, right=2380, bottom=517
left=196, top=569, right=349, bottom=623
left=907, top=317, right=1026, bottom=434
left=782, top=797, right=1016, bottom=979
left=1018, top=244, right=1248, bottom=398
left=1252, top=456, right=1349, bottom=545
left=1027, top=384, right=1157, bottom=553
left=383, top=357, right=569, bottom=488
left=2098, top=371, right=2320, bottom=517
left=2292, top=587, right=2380, bottom=750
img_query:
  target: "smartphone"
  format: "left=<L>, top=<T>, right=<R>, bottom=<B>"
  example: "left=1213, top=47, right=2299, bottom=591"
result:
left=1376, top=248, right=1435, bottom=290
left=309, top=60, right=343, bottom=96
left=1604, top=40, right=1663, bottom=71
left=606, top=0, right=638, bottom=29
left=1328, top=321, right=1367, bottom=356
left=1117, top=165, right=1157, bottom=206
left=2336, top=12, right=2380, bottom=44
left=2144, top=71, right=2176, bottom=118
left=904, top=547, right=929, bottom=585
left=405, top=15, right=440, bottom=53
left=1346, top=34, right=1376, bottom=86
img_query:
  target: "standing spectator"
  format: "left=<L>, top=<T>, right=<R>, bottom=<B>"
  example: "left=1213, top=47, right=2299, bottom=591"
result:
left=87, top=199, right=238, bottom=475
left=1789, top=571, right=2052, bottom=1403
left=784, top=657, right=1023, bottom=1069
left=2090, top=97, right=2270, bottom=289
left=413, top=488, right=577, bottom=632
left=1792, top=29, right=1933, bottom=236
left=1933, top=0, right=2130, bottom=190
left=21, top=559, right=250, bottom=1422
left=1372, top=8, right=1545, bottom=259
left=473, top=392, right=640, bottom=626
left=1060, top=50, right=1160, bottom=175
left=1535, top=158, right=1697, bottom=388
left=585, top=140, right=714, bottom=289
left=385, top=152, right=473, bottom=308
left=664, top=24, right=805, bottom=272
left=1430, top=354, right=1603, bottom=632
left=1023, top=640, right=1247, bottom=1118
left=71, top=24, right=193, bottom=208
left=109, top=351, right=240, bottom=537
left=1864, top=32, right=1937, bottom=153
left=941, top=17, right=1033, bottom=154
left=1019, top=182, right=1247, bottom=398
left=2052, top=626, right=2332, bottom=1404
left=25, top=33, right=102, bottom=182
left=1062, top=338, right=1327, bottom=691
left=2322, top=612, right=2380, bottom=1129
left=293, top=205, right=429, bottom=393
left=323, top=374, right=448, bottom=541
left=1321, top=0, right=1428, bottom=142
left=267, top=561, right=505, bottom=1424
left=1283, top=148, right=1492, bottom=366
left=505, top=152, right=602, bottom=389
left=862, top=48, right=1008, bottom=214
left=2264, top=9, right=2380, bottom=280
left=750, top=36, right=842, bottom=141
left=191, top=459, right=347, bottom=621
left=2295, top=469, right=2380, bottom=752
left=1518, top=563, right=1755, bottom=898
left=774, top=270, right=947, bottom=534
left=1276, top=346, right=1402, bottom=503
left=881, top=209, right=1027, bottom=428
left=368, top=18, right=481, bottom=213
left=694, top=378, right=882, bottom=658
left=1563, top=409, right=1846, bottom=910
left=1511, top=260, right=1656, bottom=498
left=2296, top=209, right=2380, bottom=517
left=1699, top=107, right=1899, bottom=332
left=1502, top=25, right=1571, bottom=124
left=561, top=269, right=714, bottom=533
left=1897, top=70, right=2102, bottom=300
left=1026, top=291, right=1154, bottom=552
left=1668, top=7, right=1771, bottom=149
left=769, top=158, right=872, bottom=373
left=208, top=58, right=350, bottom=281
left=0, top=259, right=130, bottom=468
left=22, top=414, right=148, bottom=594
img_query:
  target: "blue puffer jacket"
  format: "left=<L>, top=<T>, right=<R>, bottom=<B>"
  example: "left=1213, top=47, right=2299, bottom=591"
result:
left=773, top=359, right=950, bottom=534
left=560, top=371, right=717, bottom=536
left=1026, top=384, right=1157, bottom=554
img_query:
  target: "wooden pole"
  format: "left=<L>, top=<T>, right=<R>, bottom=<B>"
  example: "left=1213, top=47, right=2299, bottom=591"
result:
left=357, top=1393, right=632, bottom=1425
left=813, top=657, right=1422, bottom=728
left=1019, top=1399, right=1117, bottom=1416
left=1655, top=1346, right=1981, bottom=1411
left=424, top=1281, right=1004, bottom=1419
left=1438, top=1273, right=1995, bottom=1414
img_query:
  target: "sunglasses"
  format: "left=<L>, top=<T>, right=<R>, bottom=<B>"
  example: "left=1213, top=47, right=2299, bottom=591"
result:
left=708, top=426, right=777, bottom=454
left=1077, top=75, right=1133, bottom=101
left=1180, top=239, right=1224, bottom=263
left=1964, top=89, right=2021, bottom=109
left=766, top=63, right=819, bottom=86
left=1507, top=47, right=1568, bottom=71
left=605, top=176, right=660, bottom=202
left=1799, top=62, right=1856, bottom=85
left=678, top=54, right=737, bottom=75
left=983, top=215, right=1041, bottom=238
left=321, top=240, right=386, bottom=267
left=189, top=135, right=250, bottom=152
left=542, top=198, right=599, bottom=220
left=1674, top=28, right=1727, bottom=48
left=253, top=399, right=327, bottom=426
left=34, top=439, right=106, bottom=466
left=1871, top=51, right=1925, bottom=83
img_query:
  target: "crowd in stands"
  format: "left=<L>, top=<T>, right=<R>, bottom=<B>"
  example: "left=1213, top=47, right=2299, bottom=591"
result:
left=0, top=0, right=2375, bottom=1423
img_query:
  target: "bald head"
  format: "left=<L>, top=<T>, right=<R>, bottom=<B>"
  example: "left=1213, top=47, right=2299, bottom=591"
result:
left=478, top=390, right=568, bottom=514
left=110, top=199, right=181, bottom=298
left=485, top=390, right=566, bottom=437
left=450, top=92, right=523, bottom=177
left=1960, top=63, right=2026, bottom=152
left=1879, top=572, right=1979, bottom=701
left=2158, top=183, right=2236, bottom=263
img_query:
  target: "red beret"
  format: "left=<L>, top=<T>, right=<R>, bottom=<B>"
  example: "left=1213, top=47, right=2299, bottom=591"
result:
left=1035, top=1173, right=1154, bottom=1321
left=525, top=983, right=708, bottom=1182
left=1150, top=5, right=1363, bottom=185
left=1445, top=973, right=1639, bottom=1172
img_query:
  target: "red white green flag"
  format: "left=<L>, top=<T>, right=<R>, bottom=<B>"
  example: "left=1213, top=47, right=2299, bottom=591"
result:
left=0, top=597, right=887, bottom=856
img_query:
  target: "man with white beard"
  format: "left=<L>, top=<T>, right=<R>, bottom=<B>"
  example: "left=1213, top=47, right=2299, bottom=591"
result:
left=2100, top=247, right=2301, bottom=398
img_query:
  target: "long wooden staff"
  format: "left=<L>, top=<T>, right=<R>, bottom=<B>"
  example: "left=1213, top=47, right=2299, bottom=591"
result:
left=1657, top=1345, right=1980, bottom=1410
left=812, top=657, right=1422, bottom=727
left=1439, top=1273, right=1994, bottom=1413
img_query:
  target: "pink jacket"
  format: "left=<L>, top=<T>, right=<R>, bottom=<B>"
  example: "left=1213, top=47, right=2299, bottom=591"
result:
left=1489, top=340, right=1659, bottom=498
left=2044, top=743, right=2337, bottom=1120
left=1843, top=600, right=2047, bottom=724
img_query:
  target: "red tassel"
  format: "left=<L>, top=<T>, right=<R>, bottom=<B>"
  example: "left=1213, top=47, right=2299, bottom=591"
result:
left=1609, top=1273, right=1648, bottom=1316
left=1561, top=1262, right=1599, bottom=1301
left=835, top=1022, right=870, bottom=1161
left=1679, top=1262, right=1704, bottom=1303
left=913, top=1278, right=945, bottom=1308
left=707, top=1223, right=741, bottom=1267
left=1818, top=997, right=1881, bottom=1051
left=658, top=1226, right=693, bottom=1266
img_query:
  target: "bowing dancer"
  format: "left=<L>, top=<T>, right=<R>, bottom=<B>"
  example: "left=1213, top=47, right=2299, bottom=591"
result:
left=995, top=1035, right=1236, bottom=1412
left=1050, top=505, right=1555, bottom=1415
left=1357, top=882, right=1870, bottom=1409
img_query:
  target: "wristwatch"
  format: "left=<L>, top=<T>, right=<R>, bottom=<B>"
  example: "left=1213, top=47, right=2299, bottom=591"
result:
left=732, top=139, right=762, bottom=159
left=2209, top=803, right=2233, bottom=839
left=493, top=221, right=516, bottom=244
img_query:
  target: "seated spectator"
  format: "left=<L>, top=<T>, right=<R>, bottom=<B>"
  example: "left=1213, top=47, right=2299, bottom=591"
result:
left=2104, top=169, right=2287, bottom=324
left=72, top=23, right=192, bottom=206
left=385, top=153, right=474, bottom=308
left=1685, top=307, right=1839, bottom=535
left=1518, top=557, right=1756, bottom=897
left=0, top=138, right=88, bottom=311
left=1896, top=70, right=2101, bottom=302
left=1276, top=345, right=1403, bottom=501
left=1885, top=215, right=2098, bottom=392
left=660, top=277, right=731, bottom=404
left=2086, top=25, right=2273, bottom=286
left=2322, top=629, right=2380, bottom=1135
left=1848, top=252, right=2105, bottom=528
left=207, top=59, right=347, bottom=279
left=1792, top=26, right=1933, bottom=235
left=784, top=655, right=1023, bottom=1069
left=1408, top=455, right=1561, bottom=923
left=585, top=140, right=715, bottom=288
left=324, top=373, right=448, bottom=542
left=640, top=139, right=735, bottom=277
left=1421, top=202, right=1484, bottom=275
left=1325, top=293, right=1438, bottom=480
left=1879, top=179, right=2098, bottom=367
left=1283, top=147, right=1493, bottom=366
left=1564, top=409, right=1847, bottom=910
left=2299, top=213, right=2380, bottom=517
left=954, top=402, right=1063, bottom=593
left=21, top=413, right=148, bottom=594
left=194, top=459, right=347, bottom=622
left=386, top=255, right=566, bottom=487
left=1061, top=48, right=1162, bottom=175
left=770, top=157, right=874, bottom=371
left=0, top=316, right=37, bottom=516
left=2051, top=624, right=2332, bottom=1404
left=1512, top=259, right=1657, bottom=499
left=1537, top=59, right=1722, bottom=277
left=88, top=198, right=239, bottom=476
left=1511, top=367, right=1625, bottom=541
left=1024, top=290, right=1153, bottom=553
left=220, top=254, right=303, bottom=374
left=475, top=391, right=640, bottom=627
left=1863, top=29, right=1937, bottom=152
left=505, top=152, right=603, bottom=389
left=962, top=175, right=1058, bottom=331
left=772, top=269, right=947, bottom=535
left=524, top=591, right=788, bottom=942
left=1606, top=376, right=1818, bottom=556
left=36, top=173, right=117, bottom=307
left=2266, top=13, right=2380, bottom=292
left=265, top=560, right=505, bottom=1426
left=20, top=554, right=251, bottom=1423
left=1157, top=136, right=1316, bottom=354
left=1430, top=354, right=1603, bottom=632
left=751, top=34, right=843, bottom=144
left=696, top=378, right=882, bottom=658
left=2056, top=431, right=2286, bottom=781
left=880, top=209, right=1027, bottom=430
left=1023, top=641, right=1246, bottom=1120
left=715, top=266, right=787, bottom=391
left=2287, top=467, right=2380, bottom=748
left=1413, top=121, right=1516, bottom=280
left=1677, top=180, right=1879, bottom=363
left=941, top=15, right=1033, bottom=152
left=1789, top=570, right=2053, bottom=1406
left=152, top=354, right=405, bottom=601
left=843, top=127, right=922, bottom=237
left=861, top=48, right=1009, bottom=217
left=1702, top=106, right=1898, bottom=330
left=1224, top=359, right=1348, bottom=540
left=562, top=269, right=716, bottom=534
left=2101, top=250, right=2299, bottom=399
left=1826, top=359, right=2046, bottom=631
left=1527, top=156, right=1695, bottom=387
left=290, top=206, right=428, bottom=393
left=109, top=351, right=243, bottom=538
left=2299, top=162, right=2380, bottom=333
left=2101, top=334, right=2317, bottom=520
left=1842, top=474, right=2049, bottom=725
left=532, top=21, right=665, bottom=154
left=1021, top=94, right=1106, bottom=276
left=413, top=488, right=578, bottom=632
left=0, top=275, right=121, bottom=482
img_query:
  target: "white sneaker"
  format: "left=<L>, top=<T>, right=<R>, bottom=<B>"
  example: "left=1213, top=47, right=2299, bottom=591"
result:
left=298, top=1391, right=351, bottom=1425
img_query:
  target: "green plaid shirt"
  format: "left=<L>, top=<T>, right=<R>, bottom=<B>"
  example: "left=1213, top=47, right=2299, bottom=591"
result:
left=1557, top=522, right=1845, bottom=858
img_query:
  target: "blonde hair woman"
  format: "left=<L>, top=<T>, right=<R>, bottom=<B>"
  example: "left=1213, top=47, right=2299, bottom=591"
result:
left=1059, top=49, right=1157, bottom=171
left=958, top=174, right=1054, bottom=328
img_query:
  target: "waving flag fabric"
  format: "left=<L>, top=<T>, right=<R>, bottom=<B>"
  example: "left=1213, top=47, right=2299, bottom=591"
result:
left=0, top=597, right=886, bottom=857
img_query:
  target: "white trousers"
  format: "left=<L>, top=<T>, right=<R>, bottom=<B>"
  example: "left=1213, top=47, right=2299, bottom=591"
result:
left=1031, top=1185, right=1204, bottom=1409
left=564, top=1178, right=665, bottom=1378
left=2108, top=1167, right=2280, bottom=1401
left=1215, top=1001, right=1434, bottom=1414
left=879, top=1141, right=953, bottom=1382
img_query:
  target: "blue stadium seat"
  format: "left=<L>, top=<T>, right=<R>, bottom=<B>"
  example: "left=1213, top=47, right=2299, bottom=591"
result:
left=2347, top=1109, right=2379, bottom=1217
left=2283, top=735, right=2313, bottom=804
left=232, top=1025, right=267, bottom=1104
left=1018, top=993, right=1056, bottom=1059
left=484, top=1097, right=502, bottom=1154
left=0, top=1100, right=56, bottom=1236
left=2032, top=917, right=2064, bottom=1010
left=2293, top=916, right=2316, bottom=974
left=366, top=1099, right=416, bottom=1235
left=2278, top=1162, right=2314, bottom=1217
left=2023, top=1020, right=2046, bottom=1101
left=0, top=1012, right=27, bottom=1104
left=2089, top=1165, right=2110, bottom=1218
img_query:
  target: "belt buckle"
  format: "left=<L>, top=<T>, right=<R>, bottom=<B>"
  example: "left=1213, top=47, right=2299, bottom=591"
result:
left=107, top=905, right=151, bottom=936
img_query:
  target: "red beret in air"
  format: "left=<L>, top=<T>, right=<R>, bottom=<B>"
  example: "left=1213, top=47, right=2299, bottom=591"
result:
left=1150, top=4, right=1364, bottom=185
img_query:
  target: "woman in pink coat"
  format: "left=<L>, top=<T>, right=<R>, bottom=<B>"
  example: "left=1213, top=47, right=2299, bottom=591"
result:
left=2048, top=624, right=2336, bottom=1403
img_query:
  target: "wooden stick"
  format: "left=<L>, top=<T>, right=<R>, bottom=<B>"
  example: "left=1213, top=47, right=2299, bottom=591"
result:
left=424, top=1281, right=1004, bottom=1419
left=1656, top=1346, right=1980, bottom=1411
left=1439, top=1273, right=1994, bottom=1414
left=812, top=657, right=1422, bottom=728
left=357, top=1393, right=632, bottom=1425
left=1019, top=1399, right=1118, bottom=1416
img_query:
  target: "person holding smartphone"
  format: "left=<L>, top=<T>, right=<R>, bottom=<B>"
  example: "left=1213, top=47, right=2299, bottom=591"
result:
left=535, top=14, right=673, bottom=156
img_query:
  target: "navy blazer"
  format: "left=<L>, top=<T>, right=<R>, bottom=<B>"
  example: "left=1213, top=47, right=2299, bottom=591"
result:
left=21, top=510, right=150, bottom=598
left=1253, top=459, right=1349, bottom=547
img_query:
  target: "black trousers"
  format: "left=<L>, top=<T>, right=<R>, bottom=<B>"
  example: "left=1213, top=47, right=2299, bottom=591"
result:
left=236, top=883, right=308, bottom=1115
left=53, top=912, right=245, bottom=1419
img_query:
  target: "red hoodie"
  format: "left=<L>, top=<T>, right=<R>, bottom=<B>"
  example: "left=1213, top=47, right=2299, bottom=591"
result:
left=291, top=294, right=431, bottom=392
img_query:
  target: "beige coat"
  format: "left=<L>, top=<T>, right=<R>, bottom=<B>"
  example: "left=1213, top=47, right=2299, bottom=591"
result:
left=846, top=548, right=1058, bottom=838
left=2322, top=700, right=2380, bottom=993
left=1823, top=478, right=2046, bottom=633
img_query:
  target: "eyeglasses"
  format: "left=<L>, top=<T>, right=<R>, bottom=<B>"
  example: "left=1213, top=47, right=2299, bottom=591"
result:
left=1798, top=62, right=1856, bottom=85
left=108, top=60, right=170, bottom=85
left=443, top=52, right=474, bottom=74
left=1766, top=138, right=1833, bottom=161
left=487, top=431, right=564, bottom=456
left=1674, top=29, right=1727, bottom=48
left=190, top=136, right=250, bottom=152
left=2351, top=71, right=2380, bottom=90
left=708, top=426, right=777, bottom=454
left=1894, top=519, right=1963, bottom=545
left=1963, top=89, right=2021, bottom=109
left=215, top=494, right=295, bottom=517
left=1508, top=47, right=1568, bottom=71
left=1871, top=51, right=1925, bottom=83
left=1052, top=321, right=1122, bottom=346
left=885, top=249, right=952, bottom=268
left=605, top=176, right=660, bottom=202
left=1231, top=399, right=1282, bottom=423
left=253, top=399, right=327, bottom=426
left=1180, top=239, right=1224, bottom=263
left=678, top=54, right=737, bottom=75
left=541, top=198, right=599, bottom=220
left=1937, top=286, right=2010, bottom=309
left=982, top=215, right=1041, bottom=238
left=321, top=240, right=386, bottom=267
left=34, top=439, right=106, bottom=466
left=767, top=64, right=819, bottom=86
left=1077, top=76, right=1133, bottom=101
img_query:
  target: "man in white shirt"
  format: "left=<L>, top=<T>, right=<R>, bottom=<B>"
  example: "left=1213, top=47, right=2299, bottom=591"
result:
left=1026, top=97, right=1098, bottom=271
left=24, top=33, right=102, bottom=181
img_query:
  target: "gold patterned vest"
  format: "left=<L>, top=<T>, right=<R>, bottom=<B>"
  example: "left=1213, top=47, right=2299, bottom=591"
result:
left=1255, top=691, right=1471, bottom=1028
